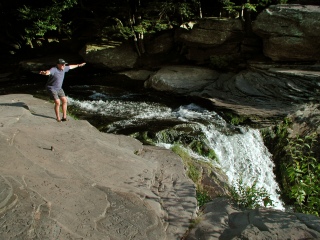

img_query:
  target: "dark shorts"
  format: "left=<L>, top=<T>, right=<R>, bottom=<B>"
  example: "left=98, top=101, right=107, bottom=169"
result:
left=47, top=88, right=66, bottom=100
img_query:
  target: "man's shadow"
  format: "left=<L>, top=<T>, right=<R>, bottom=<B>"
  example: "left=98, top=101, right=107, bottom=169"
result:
left=0, top=102, right=55, bottom=120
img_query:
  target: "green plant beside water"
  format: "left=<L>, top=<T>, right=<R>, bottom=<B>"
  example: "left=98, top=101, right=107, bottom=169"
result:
left=155, top=125, right=219, bottom=162
left=171, top=144, right=211, bottom=208
left=224, top=112, right=249, bottom=126
left=196, top=187, right=211, bottom=208
left=230, top=177, right=273, bottom=209
left=189, top=140, right=217, bottom=161
left=262, top=118, right=320, bottom=216
left=283, top=133, right=320, bottom=216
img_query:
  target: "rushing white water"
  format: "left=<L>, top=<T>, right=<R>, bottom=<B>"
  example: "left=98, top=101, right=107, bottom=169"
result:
left=68, top=96, right=284, bottom=210
left=171, top=104, right=284, bottom=210
left=200, top=125, right=284, bottom=210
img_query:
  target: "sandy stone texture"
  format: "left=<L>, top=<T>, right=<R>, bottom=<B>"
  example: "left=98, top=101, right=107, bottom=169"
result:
left=0, top=94, right=197, bottom=240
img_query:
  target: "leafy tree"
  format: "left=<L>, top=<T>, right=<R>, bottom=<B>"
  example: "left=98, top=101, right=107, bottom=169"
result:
left=18, top=0, right=78, bottom=47
left=223, top=0, right=288, bottom=21
left=3, top=0, right=290, bottom=51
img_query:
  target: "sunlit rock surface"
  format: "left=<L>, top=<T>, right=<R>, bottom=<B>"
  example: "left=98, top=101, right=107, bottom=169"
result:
left=145, top=63, right=320, bottom=126
left=144, top=65, right=220, bottom=94
left=0, top=94, right=196, bottom=239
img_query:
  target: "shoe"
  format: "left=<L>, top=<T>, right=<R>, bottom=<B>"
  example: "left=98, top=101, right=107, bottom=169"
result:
left=61, top=118, right=68, bottom=122
left=56, top=119, right=61, bottom=122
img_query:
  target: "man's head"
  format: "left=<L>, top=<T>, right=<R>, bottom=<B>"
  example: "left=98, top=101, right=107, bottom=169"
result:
left=57, top=59, right=67, bottom=70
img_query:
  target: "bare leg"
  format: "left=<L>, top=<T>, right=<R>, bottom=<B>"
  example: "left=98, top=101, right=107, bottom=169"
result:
left=61, top=96, right=68, bottom=119
left=54, top=99, right=61, bottom=121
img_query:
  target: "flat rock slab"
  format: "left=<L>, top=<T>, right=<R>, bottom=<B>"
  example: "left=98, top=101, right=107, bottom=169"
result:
left=0, top=94, right=196, bottom=239
left=186, top=198, right=320, bottom=240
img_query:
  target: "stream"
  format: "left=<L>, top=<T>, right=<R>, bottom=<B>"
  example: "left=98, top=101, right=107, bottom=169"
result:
left=0, top=71, right=284, bottom=210
left=67, top=83, right=284, bottom=210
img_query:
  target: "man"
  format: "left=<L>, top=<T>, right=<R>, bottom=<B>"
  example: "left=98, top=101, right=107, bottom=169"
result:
left=40, top=59, right=86, bottom=122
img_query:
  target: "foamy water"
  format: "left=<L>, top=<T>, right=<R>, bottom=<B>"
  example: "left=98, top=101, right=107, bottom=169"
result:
left=68, top=96, right=284, bottom=210
left=200, top=125, right=284, bottom=210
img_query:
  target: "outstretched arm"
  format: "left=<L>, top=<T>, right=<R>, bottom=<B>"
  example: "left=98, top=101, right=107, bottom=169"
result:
left=39, top=70, right=50, bottom=75
left=69, top=62, right=86, bottom=69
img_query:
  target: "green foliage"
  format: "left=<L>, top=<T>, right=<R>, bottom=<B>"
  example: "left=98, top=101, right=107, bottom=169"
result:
left=196, top=188, right=211, bottom=208
left=157, top=1, right=196, bottom=23
left=131, top=131, right=155, bottom=145
left=263, top=118, right=320, bottom=216
left=275, top=117, right=291, bottom=139
left=223, top=0, right=288, bottom=19
left=171, top=144, right=212, bottom=208
left=100, top=17, right=132, bottom=40
left=111, top=0, right=198, bottom=40
left=223, top=1, right=257, bottom=13
left=131, top=19, right=168, bottom=36
left=261, top=117, right=291, bottom=156
left=171, top=144, right=199, bottom=181
left=230, top=177, right=273, bottom=209
left=152, top=20, right=171, bottom=32
left=18, top=0, right=77, bottom=46
left=188, top=164, right=201, bottom=183
left=4, top=0, right=294, bottom=50
left=283, top=133, right=320, bottom=216
left=189, top=140, right=217, bottom=160
left=117, top=26, right=133, bottom=40
left=155, top=125, right=218, bottom=162
left=224, top=112, right=249, bottom=126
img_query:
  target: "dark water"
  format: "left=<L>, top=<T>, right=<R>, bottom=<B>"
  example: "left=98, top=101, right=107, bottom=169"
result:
left=0, top=69, right=209, bottom=134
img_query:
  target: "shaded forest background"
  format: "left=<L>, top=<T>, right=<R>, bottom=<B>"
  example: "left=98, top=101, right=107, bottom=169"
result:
left=0, top=0, right=317, bottom=56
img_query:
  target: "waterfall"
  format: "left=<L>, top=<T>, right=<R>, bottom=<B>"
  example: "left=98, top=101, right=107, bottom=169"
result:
left=69, top=96, right=284, bottom=210
left=199, top=124, right=284, bottom=210
left=165, top=104, right=284, bottom=210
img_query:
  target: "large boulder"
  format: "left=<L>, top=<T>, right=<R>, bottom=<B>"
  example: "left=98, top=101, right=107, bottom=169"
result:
left=178, top=18, right=243, bottom=46
left=144, top=65, right=220, bottom=94
left=79, top=32, right=181, bottom=71
left=144, top=63, right=320, bottom=126
left=252, top=4, right=320, bottom=61
left=176, top=18, right=244, bottom=63
left=144, top=30, right=175, bottom=54
left=185, top=197, right=320, bottom=240
left=197, top=62, right=320, bottom=124
left=0, top=94, right=197, bottom=239
left=79, top=40, right=139, bottom=71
